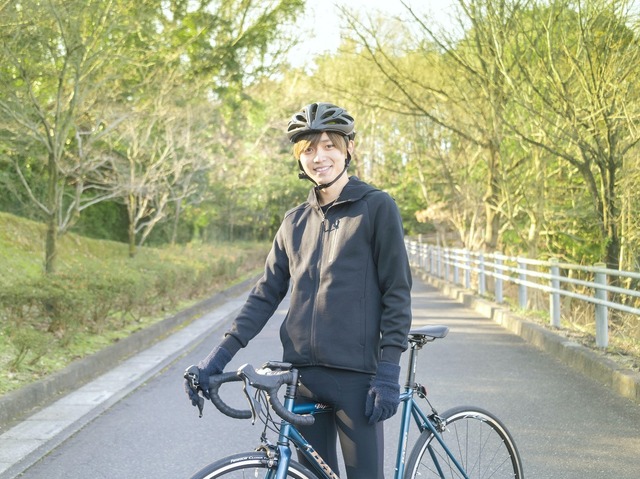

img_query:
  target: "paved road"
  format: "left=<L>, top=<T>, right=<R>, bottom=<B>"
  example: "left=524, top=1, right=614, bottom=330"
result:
left=2, top=277, right=640, bottom=478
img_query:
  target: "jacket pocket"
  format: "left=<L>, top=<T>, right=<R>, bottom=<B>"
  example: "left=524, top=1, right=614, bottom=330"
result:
left=314, top=292, right=368, bottom=369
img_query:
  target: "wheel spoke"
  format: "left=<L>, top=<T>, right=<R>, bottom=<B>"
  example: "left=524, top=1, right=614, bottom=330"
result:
left=404, top=407, right=523, bottom=479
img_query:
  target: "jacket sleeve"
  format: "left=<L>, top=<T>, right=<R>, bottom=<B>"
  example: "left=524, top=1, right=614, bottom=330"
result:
left=223, top=224, right=291, bottom=351
left=370, top=192, right=413, bottom=364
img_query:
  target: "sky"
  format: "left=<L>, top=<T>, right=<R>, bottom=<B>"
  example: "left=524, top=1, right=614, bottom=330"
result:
left=288, top=0, right=457, bottom=66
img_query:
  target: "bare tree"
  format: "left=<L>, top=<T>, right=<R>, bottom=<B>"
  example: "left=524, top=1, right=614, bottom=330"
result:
left=104, top=90, right=181, bottom=257
left=502, top=0, right=640, bottom=269
left=341, top=0, right=526, bottom=250
left=0, top=0, right=128, bottom=273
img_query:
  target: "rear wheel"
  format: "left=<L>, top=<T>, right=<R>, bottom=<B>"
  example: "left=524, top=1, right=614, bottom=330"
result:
left=404, top=406, right=523, bottom=478
left=188, top=451, right=321, bottom=479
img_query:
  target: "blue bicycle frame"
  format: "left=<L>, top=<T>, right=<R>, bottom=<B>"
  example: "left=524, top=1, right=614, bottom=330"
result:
left=193, top=326, right=521, bottom=479
left=274, top=399, right=339, bottom=479
left=394, top=389, right=469, bottom=479
left=268, top=341, right=469, bottom=479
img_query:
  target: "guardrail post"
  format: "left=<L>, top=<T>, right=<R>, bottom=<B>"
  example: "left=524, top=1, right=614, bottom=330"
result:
left=594, top=263, right=608, bottom=348
left=429, top=245, right=436, bottom=276
left=421, top=243, right=427, bottom=272
left=445, top=249, right=451, bottom=282
left=478, top=253, right=486, bottom=296
left=495, top=255, right=503, bottom=303
left=518, top=259, right=527, bottom=309
left=453, top=250, right=459, bottom=285
left=549, top=258, right=561, bottom=327
left=464, top=250, right=471, bottom=289
left=437, top=247, right=443, bottom=279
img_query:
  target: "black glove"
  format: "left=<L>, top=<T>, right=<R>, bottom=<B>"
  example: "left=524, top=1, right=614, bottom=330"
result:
left=365, top=361, right=401, bottom=424
left=184, top=346, right=232, bottom=407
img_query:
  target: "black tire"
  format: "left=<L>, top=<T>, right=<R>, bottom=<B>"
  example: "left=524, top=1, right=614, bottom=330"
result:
left=188, top=451, right=321, bottom=479
left=404, top=406, right=523, bottom=478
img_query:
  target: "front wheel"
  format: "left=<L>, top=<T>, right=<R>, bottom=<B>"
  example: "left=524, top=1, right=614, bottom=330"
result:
left=188, top=451, right=321, bottom=479
left=404, top=406, right=523, bottom=478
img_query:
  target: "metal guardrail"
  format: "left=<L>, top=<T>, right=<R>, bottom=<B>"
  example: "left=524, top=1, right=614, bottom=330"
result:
left=405, top=240, right=640, bottom=348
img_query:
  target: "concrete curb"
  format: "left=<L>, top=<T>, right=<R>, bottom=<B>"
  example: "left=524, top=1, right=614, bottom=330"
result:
left=417, top=271, right=640, bottom=405
left=0, top=275, right=259, bottom=431
left=3, top=269, right=637, bottom=434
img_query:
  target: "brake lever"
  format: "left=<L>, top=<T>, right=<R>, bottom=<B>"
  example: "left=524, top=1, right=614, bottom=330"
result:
left=241, top=377, right=261, bottom=425
left=184, top=366, right=205, bottom=418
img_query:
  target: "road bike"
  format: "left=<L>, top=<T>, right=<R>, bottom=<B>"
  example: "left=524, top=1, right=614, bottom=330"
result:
left=184, top=325, right=524, bottom=478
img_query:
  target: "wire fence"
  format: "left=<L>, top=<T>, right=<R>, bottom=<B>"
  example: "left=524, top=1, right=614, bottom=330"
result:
left=405, top=240, right=640, bottom=348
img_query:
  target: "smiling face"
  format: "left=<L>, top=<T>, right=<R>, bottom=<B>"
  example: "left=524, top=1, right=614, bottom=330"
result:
left=294, top=132, right=353, bottom=186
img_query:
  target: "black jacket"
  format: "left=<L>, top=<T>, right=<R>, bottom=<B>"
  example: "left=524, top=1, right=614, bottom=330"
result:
left=222, top=177, right=412, bottom=373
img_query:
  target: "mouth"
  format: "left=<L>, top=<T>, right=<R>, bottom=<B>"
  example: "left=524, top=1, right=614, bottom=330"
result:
left=314, top=165, right=332, bottom=175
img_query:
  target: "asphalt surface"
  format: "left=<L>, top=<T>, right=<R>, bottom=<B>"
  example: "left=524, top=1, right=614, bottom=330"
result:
left=1, top=275, right=639, bottom=478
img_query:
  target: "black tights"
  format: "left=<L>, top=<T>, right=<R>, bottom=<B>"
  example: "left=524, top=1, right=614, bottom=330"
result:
left=295, top=367, right=384, bottom=479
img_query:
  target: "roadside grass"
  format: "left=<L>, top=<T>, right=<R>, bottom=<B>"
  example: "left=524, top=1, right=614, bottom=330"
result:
left=0, top=211, right=269, bottom=396
left=501, top=292, right=640, bottom=373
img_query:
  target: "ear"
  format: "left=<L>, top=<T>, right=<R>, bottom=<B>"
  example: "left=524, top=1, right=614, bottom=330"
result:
left=346, top=139, right=354, bottom=156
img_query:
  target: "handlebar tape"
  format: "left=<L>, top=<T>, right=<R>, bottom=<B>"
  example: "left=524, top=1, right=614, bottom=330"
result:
left=208, top=365, right=315, bottom=427
left=208, top=372, right=252, bottom=420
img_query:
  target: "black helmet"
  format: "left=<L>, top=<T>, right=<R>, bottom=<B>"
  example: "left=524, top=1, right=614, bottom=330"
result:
left=287, top=102, right=356, bottom=143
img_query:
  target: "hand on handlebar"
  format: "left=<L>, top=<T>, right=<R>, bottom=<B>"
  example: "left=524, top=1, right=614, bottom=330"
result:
left=183, top=346, right=233, bottom=417
left=185, top=362, right=315, bottom=427
left=184, top=365, right=206, bottom=417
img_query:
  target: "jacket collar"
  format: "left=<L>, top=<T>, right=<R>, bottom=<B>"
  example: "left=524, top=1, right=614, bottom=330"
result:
left=306, top=176, right=375, bottom=209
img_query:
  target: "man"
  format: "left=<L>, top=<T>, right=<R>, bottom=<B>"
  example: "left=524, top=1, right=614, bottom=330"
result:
left=186, top=102, right=412, bottom=478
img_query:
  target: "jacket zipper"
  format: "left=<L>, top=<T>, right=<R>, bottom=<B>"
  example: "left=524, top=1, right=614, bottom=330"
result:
left=310, top=213, right=329, bottom=364
left=311, top=203, right=339, bottom=362
left=329, top=218, right=339, bottom=263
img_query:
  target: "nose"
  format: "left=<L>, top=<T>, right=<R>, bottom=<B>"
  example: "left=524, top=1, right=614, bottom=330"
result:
left=313, top=152, right=329, bottom=162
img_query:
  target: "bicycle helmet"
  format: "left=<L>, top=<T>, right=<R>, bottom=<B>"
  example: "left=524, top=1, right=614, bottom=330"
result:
left=287, top=102, right=356, bottom=143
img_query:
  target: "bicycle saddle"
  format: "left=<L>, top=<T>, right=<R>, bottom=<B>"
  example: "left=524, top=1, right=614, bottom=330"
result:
left=408, top=325, right=449, bottom=342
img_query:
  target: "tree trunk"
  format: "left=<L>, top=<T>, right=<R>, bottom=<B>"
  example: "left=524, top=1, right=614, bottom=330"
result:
left=45, top=213, right=58, bottom=274
left=483, top=143, right=500, bottom=251
left=128, top=221, right=136, bottom=258
left=603, top=165, right=620, bottom=272
left=127, top=194, right=137, bottom=258
left=44, top=152, right=58, bottom=274
left=170, top=198, right=182, bottom=245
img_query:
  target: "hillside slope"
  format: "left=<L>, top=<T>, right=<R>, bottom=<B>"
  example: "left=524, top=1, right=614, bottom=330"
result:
left=0, top=211, right=268, bottom=395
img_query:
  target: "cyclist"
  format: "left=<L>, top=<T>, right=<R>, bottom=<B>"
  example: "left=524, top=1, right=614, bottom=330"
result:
left=185, top=102, right=412, bottom=479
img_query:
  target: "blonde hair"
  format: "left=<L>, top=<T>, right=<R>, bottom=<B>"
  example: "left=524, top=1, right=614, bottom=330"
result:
left=293, top=131, right=349, bottom=159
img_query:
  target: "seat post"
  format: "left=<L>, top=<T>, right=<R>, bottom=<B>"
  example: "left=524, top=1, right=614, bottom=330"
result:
left=404, top=342, right=420, bottom=390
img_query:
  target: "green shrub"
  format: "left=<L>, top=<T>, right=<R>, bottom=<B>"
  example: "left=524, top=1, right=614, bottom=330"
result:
left=149, top=262, right=196, bottom=309
left=4, top=325, right=50, bottom=371
left=0, top=277, right=87, bottom=338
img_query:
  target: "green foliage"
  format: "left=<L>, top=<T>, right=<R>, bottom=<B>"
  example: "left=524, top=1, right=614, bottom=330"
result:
left=0, top=152, right=47, bottom=221
left=2, top=0, right=640, bottom=276
left=70, top=201, right=129, bottom=242
left=0, top=0, right=305, bottom=270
